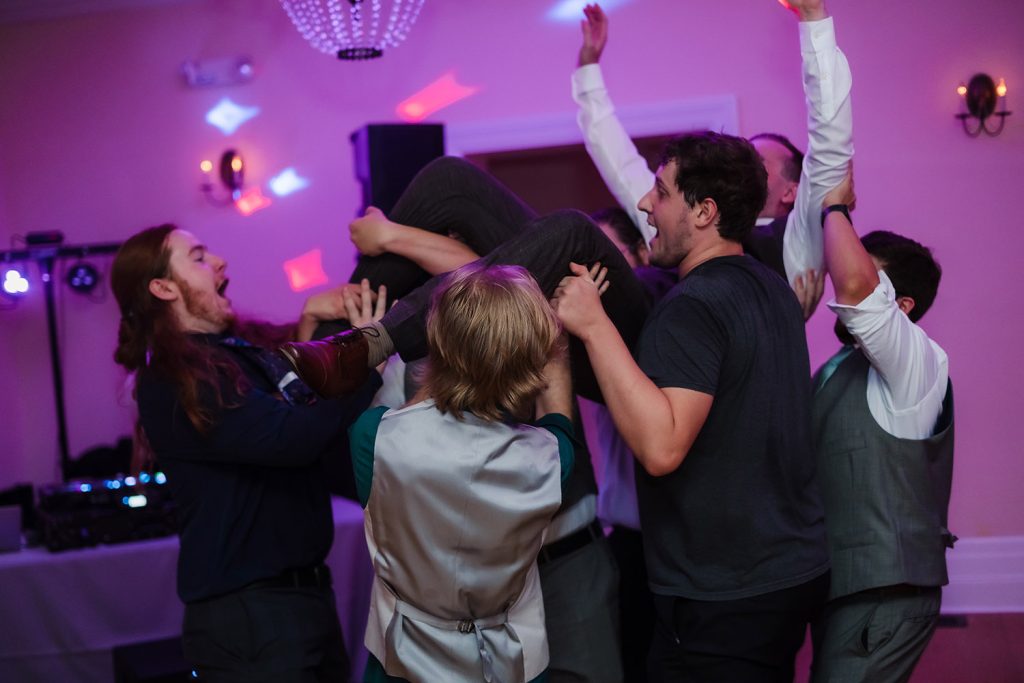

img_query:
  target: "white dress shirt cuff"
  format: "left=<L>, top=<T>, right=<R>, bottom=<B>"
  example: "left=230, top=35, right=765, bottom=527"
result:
left=828, top=270, right=894, bottom=321
left=799, top=15, right=836, bottom=53
left=571, top=62, right=606, bottom=98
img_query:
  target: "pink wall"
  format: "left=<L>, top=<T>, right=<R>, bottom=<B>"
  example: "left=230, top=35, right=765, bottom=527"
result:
left=1, top=0, right=1021, bottom=537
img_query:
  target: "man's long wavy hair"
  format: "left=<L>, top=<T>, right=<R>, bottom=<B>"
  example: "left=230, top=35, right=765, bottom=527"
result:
left=423, top=263, right=562, bottom=422
left=111, top=224, right=293, bottom=433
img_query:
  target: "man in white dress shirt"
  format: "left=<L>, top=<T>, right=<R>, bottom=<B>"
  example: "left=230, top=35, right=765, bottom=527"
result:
left=809, top=172, right=954, bottom=683
left=572, top=1, right=853, bottom=320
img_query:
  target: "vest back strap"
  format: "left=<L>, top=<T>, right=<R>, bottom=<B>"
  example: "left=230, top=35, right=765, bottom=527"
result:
left=394, top=599, right=510, bottom=683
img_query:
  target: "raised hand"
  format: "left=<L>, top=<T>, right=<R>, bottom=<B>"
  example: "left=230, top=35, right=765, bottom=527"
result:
left=587, top=261, right=611, bottom=296
left=778, top=0, right=828, bottom=22
left=823, top=166, right=856, bottom=211
left=349, top=206, right=396, bottom=257
left=343, top=278, right=388, bottom=328
left=297, top=282, right=376, bottom=341
left=578, top=4, right=609, bottom=67
left=793, top=268, right=825, bottom=320
left=552, top=261, right=609, bottom=340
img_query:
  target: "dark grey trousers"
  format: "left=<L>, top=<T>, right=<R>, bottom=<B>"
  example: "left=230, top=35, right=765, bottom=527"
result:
left=539, top=535, right=624, bottom=683
left=811, top=586, right=941, bottom=683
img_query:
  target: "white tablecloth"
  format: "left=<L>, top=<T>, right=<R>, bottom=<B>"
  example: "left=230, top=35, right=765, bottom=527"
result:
left=0, top=496, right=373, bottom=682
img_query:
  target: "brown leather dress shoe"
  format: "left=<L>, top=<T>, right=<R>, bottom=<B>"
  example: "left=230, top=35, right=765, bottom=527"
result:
left=278, top=329, right=370, bottom=399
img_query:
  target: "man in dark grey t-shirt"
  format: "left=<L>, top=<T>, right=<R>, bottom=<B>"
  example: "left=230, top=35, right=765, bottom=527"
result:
left=636, top=254, right=828, bottom=602
left=553, top=129, right=829, bottom=682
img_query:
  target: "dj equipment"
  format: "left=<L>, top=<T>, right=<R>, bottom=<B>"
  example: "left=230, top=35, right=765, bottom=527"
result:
left=36, top=473, right=177, bottom=551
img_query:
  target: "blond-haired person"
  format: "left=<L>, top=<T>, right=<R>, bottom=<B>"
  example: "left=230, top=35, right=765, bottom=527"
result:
left=350, top=263, right=582, bottom=683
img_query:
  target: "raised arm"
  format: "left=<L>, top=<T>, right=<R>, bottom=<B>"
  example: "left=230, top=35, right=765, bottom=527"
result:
left=819, top=168, right=876, bottom=305
left=349, top=206, right=480, bottom=277
left=822, top=172, right=946, bottom=419
left=780, top=0, right=854, bottom=310
left=534, top=332, right=573, bottom=421
left=820, top=170, right=876, bottom=305
left=572, top=4, right=656, bottom=245
left=552, top=263, right=712, bottom=476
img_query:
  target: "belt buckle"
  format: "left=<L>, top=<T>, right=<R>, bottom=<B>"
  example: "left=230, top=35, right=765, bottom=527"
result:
left=312, top=564, right=329, bottom=588
left=457, top=619, right=475, bottom=634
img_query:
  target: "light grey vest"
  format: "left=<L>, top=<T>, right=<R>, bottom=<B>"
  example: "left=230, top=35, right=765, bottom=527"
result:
left=812, top=350, right=955, bottom=600
left=364, top=400, right=562, bottom=683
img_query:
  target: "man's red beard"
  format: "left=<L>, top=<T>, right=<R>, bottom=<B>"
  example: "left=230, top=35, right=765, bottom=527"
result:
left=175, top=277, right=236, bottom=333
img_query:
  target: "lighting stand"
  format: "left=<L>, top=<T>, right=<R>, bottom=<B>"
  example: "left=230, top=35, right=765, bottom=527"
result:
left=1, top=239, right=122, bottom=481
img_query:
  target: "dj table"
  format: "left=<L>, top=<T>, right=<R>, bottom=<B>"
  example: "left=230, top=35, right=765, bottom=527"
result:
left=0, top=496, right=373, bottom=682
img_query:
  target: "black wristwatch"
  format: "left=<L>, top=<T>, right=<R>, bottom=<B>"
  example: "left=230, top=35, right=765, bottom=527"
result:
left=822, top=204, right=851, bottom=225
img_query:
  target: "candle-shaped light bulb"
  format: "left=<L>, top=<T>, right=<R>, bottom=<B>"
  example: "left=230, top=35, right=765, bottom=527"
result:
left=996, top=78, right=1008, bottom=98
left=956, top=83, right=968, bottom=97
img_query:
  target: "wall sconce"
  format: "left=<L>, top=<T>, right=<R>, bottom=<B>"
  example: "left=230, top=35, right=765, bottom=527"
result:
left=956, top=74, right=1011, bottom=137
left=200, top=149, right=245, bottom=204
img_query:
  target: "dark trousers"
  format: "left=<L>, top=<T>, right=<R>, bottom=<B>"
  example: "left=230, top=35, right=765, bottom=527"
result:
left=648, top=571, right=829, bottom=683
left=607, top=526, right=656, bottom=683
left=351, top=157, right=651, bottom=402
left=182, top=584, right=350, bottom=683
left=810, top=586, right=941, bottom=683
left=539, top=535, right=624, bottom=683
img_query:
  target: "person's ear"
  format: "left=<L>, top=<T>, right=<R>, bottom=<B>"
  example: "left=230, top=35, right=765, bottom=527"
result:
left=896, top=296, right=916, bottom=318
left=637, top=243, right=650, bottom=267
left=148, top=277, right=179, bottom=302
left=781, top=180, right=798, bottom=206
left=695, top=197, right=719, bottom=229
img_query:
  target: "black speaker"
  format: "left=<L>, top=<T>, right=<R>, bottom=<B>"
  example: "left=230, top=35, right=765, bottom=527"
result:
left=350, top=123, right=445, bottom=215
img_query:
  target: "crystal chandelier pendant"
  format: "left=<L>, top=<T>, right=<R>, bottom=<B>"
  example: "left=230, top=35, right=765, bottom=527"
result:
left=280, top=0, right=427, bottom=61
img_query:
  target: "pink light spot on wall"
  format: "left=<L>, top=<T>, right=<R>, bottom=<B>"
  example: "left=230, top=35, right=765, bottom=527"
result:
left=235, top=188, right=272, bottom=216
left=396, top=72, right=479, bottom=122
left=283, top=248, right=329, bottom=292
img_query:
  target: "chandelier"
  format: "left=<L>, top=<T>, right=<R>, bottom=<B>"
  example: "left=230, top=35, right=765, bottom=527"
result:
left=280, top=0, right=427, bottom=61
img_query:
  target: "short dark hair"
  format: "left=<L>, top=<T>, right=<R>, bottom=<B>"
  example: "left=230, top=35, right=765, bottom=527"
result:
left=590, top=206, right=644, bottom=258
left=861, top=230, right=942, bottom=322
left=750, top=132, right=804, bottom=183
left=660, top=131, right=767, bottom=242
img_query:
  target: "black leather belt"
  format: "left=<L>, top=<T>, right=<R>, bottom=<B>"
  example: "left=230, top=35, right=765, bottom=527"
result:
left=862, top=583, right=939, bottom=598
left=245, top=563, right=333, bottom=591
left=538, top=520, right=604, bottom=566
